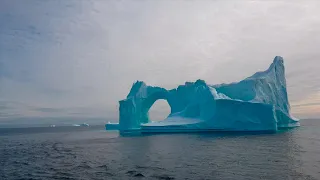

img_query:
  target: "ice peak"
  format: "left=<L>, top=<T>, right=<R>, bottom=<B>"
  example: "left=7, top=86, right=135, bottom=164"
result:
left=127, top=81, right=147, bottom=98
left=270, top=56, right=285, bottom=75
left=195, top=79, right=207, bottom=86
left=273, top=56, right=284, bottom=64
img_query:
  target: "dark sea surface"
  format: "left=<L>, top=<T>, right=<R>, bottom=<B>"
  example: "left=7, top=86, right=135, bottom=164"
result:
left=1, top=119, right=320, bottom=180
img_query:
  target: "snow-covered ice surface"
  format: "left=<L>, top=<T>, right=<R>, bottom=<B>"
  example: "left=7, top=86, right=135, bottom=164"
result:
left=143, top=117, right=202, bottom=126
left=107, top=56, right=299, bottom=133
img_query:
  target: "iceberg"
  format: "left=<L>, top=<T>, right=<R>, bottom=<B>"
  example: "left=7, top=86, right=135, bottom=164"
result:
left=105, top=122, right=120, bottom=130
left=107, top=56, right=300, bottom=133
left=73, top=123, right=90, bottom=127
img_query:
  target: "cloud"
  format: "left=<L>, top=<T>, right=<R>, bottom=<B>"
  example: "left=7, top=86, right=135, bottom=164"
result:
left=0, top=0, right=319, bottom=119
left=34, top=107, right=66, bottom=113
left=292, top=103, right=320, bottom=107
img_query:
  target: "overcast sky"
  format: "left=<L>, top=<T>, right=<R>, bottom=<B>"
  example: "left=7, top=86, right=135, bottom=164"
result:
left=0, top=0, right=319, bottom=121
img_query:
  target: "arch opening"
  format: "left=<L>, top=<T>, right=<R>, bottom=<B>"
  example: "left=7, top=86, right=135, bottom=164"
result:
left=149, top=99, right=171, bottom=121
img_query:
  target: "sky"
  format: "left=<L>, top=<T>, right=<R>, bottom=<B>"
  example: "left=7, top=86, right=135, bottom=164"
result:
left=0, top=0, right=319, bottom=122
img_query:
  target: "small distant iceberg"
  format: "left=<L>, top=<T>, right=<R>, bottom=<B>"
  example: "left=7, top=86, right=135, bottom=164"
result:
left=73, top=123, right=90, bottom=127
left=81, top=123, right=89, bottom=127
left=49, top=125, right=56, bottom=127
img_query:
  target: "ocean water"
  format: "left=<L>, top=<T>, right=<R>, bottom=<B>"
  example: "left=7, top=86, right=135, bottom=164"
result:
left=1, top=120, right=320, bottom=180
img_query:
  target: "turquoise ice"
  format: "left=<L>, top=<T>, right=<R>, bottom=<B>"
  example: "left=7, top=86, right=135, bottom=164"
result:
left=107, top=56, right=299, bottom=133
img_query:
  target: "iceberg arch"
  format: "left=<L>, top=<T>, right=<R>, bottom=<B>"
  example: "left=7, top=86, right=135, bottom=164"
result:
left=118, top=82, right=172, bottom=130
left=108, top=56, right=300, bottom=133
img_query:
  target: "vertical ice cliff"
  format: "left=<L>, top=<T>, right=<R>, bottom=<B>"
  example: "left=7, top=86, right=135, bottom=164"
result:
left=115, top=56, right=299, bottom=133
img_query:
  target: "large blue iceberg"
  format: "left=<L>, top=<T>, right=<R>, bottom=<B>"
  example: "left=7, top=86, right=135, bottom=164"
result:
left=106, top=56, right=300, bottom=133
